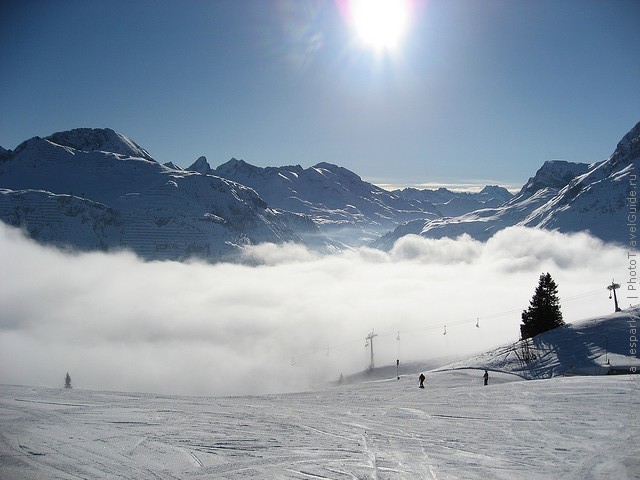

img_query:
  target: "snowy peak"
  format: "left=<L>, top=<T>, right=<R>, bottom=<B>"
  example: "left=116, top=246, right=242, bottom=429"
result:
left=393, top=185, right=513, bottom=217
left=215, top=158, right=242, bottom=174
left=45, top=128, right=155, bottom=161
left=613, top=120, right=640, bottom=166
left=215, top=158, right=267, bottom=177
left=163, top=162, right=182, bottom=170
left=377, top=120, right=640, bottom=247
left=395, top=185, right=512, bottom=204
left=518, top=160, right=591, bottom=197
left=312, top=162, right=364, bottom=184
left=517, top=120, right=640, bottom=239
left=0, top=133, right=315, bottom=260
left=478, top=185, right=512, bottom=200
left=187, top=156, right=213, bottom=175
left=597, top=120, right=640, bottom=174
left=214, top=158, right=307, bottom=181
left=209, top=158, right=439, bottom=246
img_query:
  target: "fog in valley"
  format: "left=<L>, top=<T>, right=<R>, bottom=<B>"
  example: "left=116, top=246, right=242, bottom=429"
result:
left=0, top=223, right=628, bottom=396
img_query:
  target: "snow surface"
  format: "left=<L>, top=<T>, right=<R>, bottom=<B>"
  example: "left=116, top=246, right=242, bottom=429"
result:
left=210, top=158, right=441, bottom=247
left=1, top=372, right=637, bottom=479
left=2, top=308, right=639, bottom=479
left=0, top=134, right=314, bottom=260
left=1, top=123, right=637, bottom=259
left=377, top=121, right=640, bottom=248
left=45, top=128, right=155, bottom=162
left=444, top=308, right=640, bottom=380
left=393, top=185, right=513, bottom=217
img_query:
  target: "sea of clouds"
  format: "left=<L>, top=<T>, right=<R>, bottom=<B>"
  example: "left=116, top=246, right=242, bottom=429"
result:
left=0, top=222, right=630, bottom=396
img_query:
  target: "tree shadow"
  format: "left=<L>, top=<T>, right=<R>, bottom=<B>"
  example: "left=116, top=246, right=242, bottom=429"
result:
left=528, top=312, right=637, bottom=377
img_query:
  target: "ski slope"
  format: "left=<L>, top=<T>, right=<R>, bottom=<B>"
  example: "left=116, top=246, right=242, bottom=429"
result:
left=1, top=371, right=638, bottom=479
left=2, top=309, right=638, bottom=479
left=443, top=308, right=639, bottom=380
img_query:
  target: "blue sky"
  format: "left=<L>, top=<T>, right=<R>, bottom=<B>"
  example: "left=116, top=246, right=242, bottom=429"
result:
left=1, top=0, right=639, bottom=190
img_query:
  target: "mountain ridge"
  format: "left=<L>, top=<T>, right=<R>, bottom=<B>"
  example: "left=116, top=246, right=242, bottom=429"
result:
left=375, top=121, right=640, bottom=248
left=1, top=122, right=637, bottom=260
left=46, top=127, right=155, bottom=161
left=208, top=157, right=440, bottom=247
left=0, top=130, right=317, bottom=260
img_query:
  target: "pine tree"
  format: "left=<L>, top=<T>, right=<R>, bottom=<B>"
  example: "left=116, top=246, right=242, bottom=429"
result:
left=64, top=372, right=72, bottom=389
left=520, top=272, right=564, bottom=340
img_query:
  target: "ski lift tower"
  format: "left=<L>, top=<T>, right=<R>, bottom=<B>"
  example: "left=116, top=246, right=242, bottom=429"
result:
left=607, top=280, right=622, bottom=312
left=365, top=330, right=378, bottom=371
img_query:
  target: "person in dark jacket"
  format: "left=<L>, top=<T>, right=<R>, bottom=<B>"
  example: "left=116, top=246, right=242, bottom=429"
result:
left=483, top=370, right=489, bottom=386
left=419, top=373, right=425, bottom=388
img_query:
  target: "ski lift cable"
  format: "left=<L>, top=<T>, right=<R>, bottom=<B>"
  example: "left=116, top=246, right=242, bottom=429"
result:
left=289, top=286, right=609, bottom=364
left=563, top=289, right=604, bottom=301
left=367, top=285, right=606, bottom=340
left=367, top=285, right=606, bottom=339
left=291, top=336, right=364, bottom=360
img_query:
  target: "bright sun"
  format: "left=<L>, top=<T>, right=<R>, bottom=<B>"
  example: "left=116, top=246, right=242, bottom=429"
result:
left=348, top=0, right=411, bottom=52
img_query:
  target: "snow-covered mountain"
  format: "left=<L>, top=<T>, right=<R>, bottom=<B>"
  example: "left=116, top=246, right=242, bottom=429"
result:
left=206, top=158, right=441, bottom=247
left=2, top=122, right=635, bottom=259
left=45, top=127, right=155, bottom=161
left=0, top=127, right=513, bottom=259
left=0, top=129, right=316, bottom=260
left=393, top=184, right=513, bottom=217
left=375, top=121, right=639, bottom=248
left=203, top=158, right=514, bottom=247
left=521, top=122, right=640, bottom=241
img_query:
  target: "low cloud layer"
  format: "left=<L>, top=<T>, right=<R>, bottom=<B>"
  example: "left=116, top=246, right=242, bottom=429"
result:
left=0, top=223, right=631, bottom=396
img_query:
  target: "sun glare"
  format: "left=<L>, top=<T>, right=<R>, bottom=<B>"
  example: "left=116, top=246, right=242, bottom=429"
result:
left=348, top=0, right=411, bottom=52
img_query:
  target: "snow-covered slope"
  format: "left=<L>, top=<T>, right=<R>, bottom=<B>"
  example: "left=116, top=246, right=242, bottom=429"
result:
left=0, top=129, right=314, bottom=260
left=442, top=306, right=639, bottom=379
left=394, top=185, right=513, bottom=217
left=376, top=121, right=639, bottom=248
left=209, top=159, right=516, bottom=247
left=209, top=158, right=440, bottom=246
left=46, top=127, right=155, bottom=162
left=374, top=178, right=562, bottom=248
left=521, top=122, right=640, bottom=242
left=0, top=127, right=513, bottom=258
left=2, top=122, right=636, bottom=258
left=1, top=370, right=636, bottom=478
left=519, top=160, right=592, bottom=195
left=1, top=298, right=637, bottom=478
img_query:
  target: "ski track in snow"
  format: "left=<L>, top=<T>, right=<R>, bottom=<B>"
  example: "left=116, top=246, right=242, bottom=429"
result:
left=0, top=371, right=638, bottom=479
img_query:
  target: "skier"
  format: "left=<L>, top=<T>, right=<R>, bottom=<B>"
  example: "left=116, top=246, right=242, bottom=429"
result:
left=418, top=373, right=425, bottom=389
left=483, top=370, right=489, bottom=386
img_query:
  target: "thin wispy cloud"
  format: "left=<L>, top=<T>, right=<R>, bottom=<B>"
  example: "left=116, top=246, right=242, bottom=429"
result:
left=0, top=223, right=627, bottom=396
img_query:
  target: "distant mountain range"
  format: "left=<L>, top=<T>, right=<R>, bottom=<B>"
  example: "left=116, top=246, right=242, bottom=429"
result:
left=1, top=122, right=637, bottom=260
left=375, top=121, right=640, bottom=249
left=193, top=157, right=510, bottom=247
